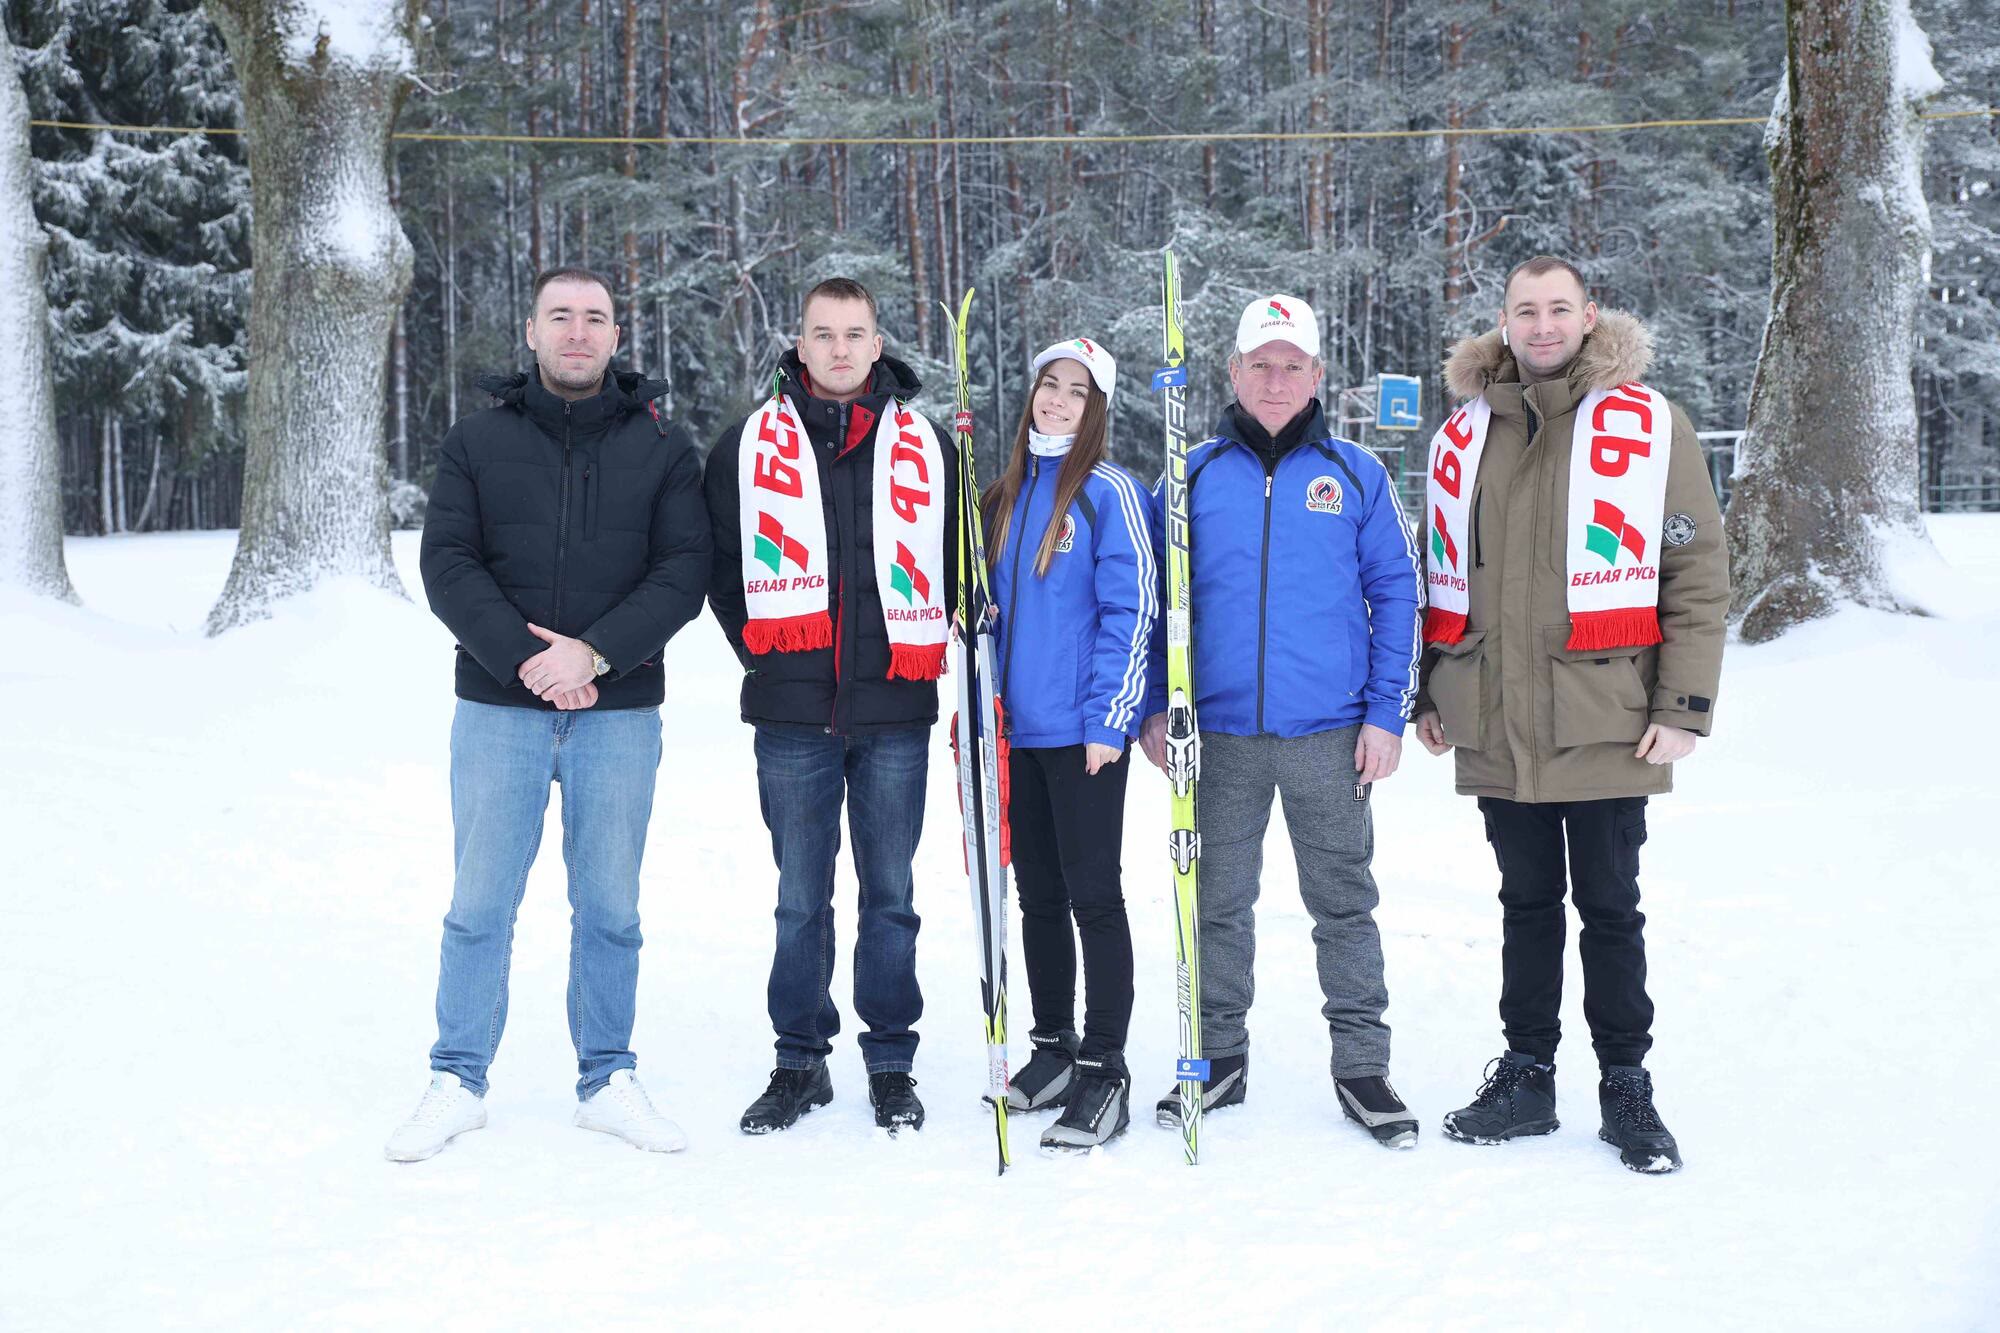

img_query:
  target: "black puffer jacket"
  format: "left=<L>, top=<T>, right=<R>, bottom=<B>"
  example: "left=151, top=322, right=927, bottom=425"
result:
left=704, top=350, right=958, bottom=735
left=421, top=367, right=710, bottom=710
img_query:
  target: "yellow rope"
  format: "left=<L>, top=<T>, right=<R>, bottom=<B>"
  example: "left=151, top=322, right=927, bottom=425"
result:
left=27, top=108, right=1999, bottom=147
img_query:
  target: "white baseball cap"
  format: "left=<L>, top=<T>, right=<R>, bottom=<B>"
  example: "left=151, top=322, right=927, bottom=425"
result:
left=1030, top=337, right=1117, bottom=405
left=1235, top=294, right=1320, bottom=358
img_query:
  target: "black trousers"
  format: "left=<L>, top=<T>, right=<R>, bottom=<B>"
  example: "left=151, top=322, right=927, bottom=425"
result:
left=1010, top=744, right=1134, bottom=1060
left=1477, top=796, right=1654, bottom=1069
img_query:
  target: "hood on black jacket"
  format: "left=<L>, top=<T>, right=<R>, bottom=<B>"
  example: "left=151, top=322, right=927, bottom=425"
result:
left=772, top=347, right=924, bottom=405
left=472, top=367, right=670, bottom=442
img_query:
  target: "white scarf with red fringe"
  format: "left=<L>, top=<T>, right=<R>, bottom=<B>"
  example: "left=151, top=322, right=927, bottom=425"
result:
left=1423, top=380, right=1674, bottom=651
left=737, top=392, right=948, bottom=680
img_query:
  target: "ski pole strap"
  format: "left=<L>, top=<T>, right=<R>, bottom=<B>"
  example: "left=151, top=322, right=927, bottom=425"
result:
left=1151, top=366, right=1188, bottom=391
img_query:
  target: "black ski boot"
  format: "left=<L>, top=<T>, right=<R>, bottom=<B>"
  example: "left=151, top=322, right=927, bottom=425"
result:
left=1041, top=1053, right=1131, bottom=1153
left=869, top=1071, right=925, bottom=1133
left=1336, top=1074, right=1419, bottom=1149
left=740, top=1063, right=833, bottom=1134
left=1598, top=1065, right=1682, bottom=1173
left=1154, top=1051, right=1247, bottom=1128
left=1442, top=1052, right=1559, bottom=1144
left=1003, top=1030, right=1080, bottom=1113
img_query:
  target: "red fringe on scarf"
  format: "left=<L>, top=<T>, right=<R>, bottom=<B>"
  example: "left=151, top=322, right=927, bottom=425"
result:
left=1565, top=608, right=1662, bottom=652
left=744, top=612, right=832, bottom=655
left=1423, top=607, right=1468, bottom=645
left=887, top=642, right=947, bottom=682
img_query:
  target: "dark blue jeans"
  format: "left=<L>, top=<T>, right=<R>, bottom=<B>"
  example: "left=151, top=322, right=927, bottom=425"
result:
left=754, top=725, right=927, bottom=1073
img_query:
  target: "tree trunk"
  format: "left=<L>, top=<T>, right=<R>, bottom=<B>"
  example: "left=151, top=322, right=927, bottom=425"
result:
left=203, top=0, right=416, bottom=634
left=0, top=22, right=76, bottom=599
left=390, top=153, right=409, bottom=478
left=620, top=0, right=640, bottom=365
left=1727, top=0, right=1941, bottom=642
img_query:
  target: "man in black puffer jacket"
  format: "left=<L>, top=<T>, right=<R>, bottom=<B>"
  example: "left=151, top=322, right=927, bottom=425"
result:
left=705, top=277, right=957, bottom=1137
left=387, top=268, right=709, bottom=1164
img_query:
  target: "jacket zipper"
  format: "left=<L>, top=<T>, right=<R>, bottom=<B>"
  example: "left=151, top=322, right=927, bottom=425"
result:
left=1473, top=489, right=1484, bottom=568
left=829, top=401, right=849, bottom=734
left=1255, top=470, right=1274, bottom=734
left=554, top=403, right=573, bottom=630
left=999, top=459, right=1041, bottom=704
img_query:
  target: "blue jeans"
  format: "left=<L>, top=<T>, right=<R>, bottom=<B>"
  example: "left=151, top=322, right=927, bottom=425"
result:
left=754, top=725, right=927, bottom=1072
left=429, top=700, right=662, bottom=1100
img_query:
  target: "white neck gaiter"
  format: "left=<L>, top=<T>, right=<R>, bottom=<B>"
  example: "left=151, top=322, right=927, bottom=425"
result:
left=1029, top=429, right=1075, bottom=457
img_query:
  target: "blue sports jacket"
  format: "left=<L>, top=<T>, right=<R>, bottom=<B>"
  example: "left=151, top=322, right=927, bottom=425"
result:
left=1157, top=402, right=1422, bottom=739
left=990, top=453, right=1159, bottom=750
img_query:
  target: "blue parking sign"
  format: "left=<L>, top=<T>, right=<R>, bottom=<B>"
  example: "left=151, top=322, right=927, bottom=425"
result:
left=1377, top=374, right=1421, bottom=431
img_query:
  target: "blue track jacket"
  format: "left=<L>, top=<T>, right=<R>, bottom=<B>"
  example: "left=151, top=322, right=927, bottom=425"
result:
left=1156, top=403, right=1422, bottom=739
left=991, top=453, right=1159, bottom=750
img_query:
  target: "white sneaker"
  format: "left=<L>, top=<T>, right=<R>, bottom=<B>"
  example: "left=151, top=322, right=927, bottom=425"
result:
left=574, top=1069, right=688, bottom=1152
left=384, top=1071, right=487, bottom=1162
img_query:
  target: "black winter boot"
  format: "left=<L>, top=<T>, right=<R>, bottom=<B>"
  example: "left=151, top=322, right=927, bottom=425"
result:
left=869, top=1071, right=925, bottom=1133
left=1041, top=1053, right=1131, bottom=1153
left=1004, top=1030, right=1080, bottom=1113
left=1598, top=1065, right=1682, bottom=1173
left=740, top=1064, right=834, bottom=1134
left=1442, top=1052, right=1559, bottom=1144
left=1154, top=1051, right=1247, bottom=1128
left=1336, top=1074, right=1419, bottom=1149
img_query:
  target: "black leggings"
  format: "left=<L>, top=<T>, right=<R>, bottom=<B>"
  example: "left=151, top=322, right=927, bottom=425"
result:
left=1009, top=744, right=1134, bottom=1060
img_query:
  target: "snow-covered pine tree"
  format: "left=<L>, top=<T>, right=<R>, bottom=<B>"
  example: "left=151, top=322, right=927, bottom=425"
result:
left=15, top=0, right=252, bottom=537
left=0, top=20, right=74, bottom=601
left=1727, top=0, right=1943, bottom=641
left=202, top=0, right=415, bottom=634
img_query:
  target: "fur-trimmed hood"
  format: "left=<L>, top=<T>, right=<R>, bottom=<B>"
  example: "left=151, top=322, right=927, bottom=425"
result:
left=1441, top=307, right=1654, bottom=403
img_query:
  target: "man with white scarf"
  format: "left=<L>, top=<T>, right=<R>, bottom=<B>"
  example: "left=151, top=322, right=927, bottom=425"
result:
left=1415, top=255, right=1729, bottom=1173
left=704, top=277, right=956, bottom=1138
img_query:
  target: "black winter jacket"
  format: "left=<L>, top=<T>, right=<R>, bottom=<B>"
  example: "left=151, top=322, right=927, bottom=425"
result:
left=421, top=367, right=711, bottom=710
left=704, top=350, right=958, bottom=735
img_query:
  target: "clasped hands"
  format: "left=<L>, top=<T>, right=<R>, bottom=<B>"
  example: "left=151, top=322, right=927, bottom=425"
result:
left=518, top=623, right=599, bottom=710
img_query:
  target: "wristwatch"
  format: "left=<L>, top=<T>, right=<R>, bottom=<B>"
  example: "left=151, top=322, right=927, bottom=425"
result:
left=582, top=641, right=610, bottom=678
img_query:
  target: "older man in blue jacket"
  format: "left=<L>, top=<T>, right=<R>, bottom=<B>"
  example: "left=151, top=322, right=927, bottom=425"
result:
left=1142, top=294, right=1423, bottom=1147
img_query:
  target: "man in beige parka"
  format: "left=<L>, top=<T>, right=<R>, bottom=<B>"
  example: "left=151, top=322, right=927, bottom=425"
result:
left=1413, top=255, right=1728, bottom=1174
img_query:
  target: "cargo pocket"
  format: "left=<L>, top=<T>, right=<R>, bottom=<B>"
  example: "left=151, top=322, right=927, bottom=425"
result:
left=1426, top=629, right=1489, bottom=750
left=1478, top=799, right=1505, bottom=873
left=1549, top=633, right=1651, bottom=748
left=1616, top=798, right=1648, bottom=878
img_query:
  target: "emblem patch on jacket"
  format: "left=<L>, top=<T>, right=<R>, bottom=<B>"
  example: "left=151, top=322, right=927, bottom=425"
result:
left=1663, top=512, right=1697, bottom=547
left=1306, top=475, right=1343, bottom=514
left=1053, top=513, right=1077, bottom=554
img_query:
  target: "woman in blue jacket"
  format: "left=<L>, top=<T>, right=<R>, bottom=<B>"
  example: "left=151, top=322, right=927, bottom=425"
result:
left=984, top=338, right=1157, bottom=1152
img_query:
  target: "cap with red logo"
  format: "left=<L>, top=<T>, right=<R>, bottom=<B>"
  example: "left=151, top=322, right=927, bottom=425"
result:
left=1235, top=294, right=1320, bottom=358
left=1030, top=337, right=1118, bottom=405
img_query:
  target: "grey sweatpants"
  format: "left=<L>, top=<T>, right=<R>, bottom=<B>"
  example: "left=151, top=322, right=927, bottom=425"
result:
left=1197, top=725, right=1391, bottom=1077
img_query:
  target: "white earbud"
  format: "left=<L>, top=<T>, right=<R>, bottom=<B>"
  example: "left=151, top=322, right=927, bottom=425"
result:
left=1500, top=325, right=1510, bottom=347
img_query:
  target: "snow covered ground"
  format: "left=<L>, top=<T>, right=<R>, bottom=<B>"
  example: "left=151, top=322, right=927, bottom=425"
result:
left=4, top=518, right=1997, bottom=1330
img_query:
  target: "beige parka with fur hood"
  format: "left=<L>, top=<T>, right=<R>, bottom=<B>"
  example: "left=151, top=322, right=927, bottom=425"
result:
left=1413, top=309, right=1729, bottom=802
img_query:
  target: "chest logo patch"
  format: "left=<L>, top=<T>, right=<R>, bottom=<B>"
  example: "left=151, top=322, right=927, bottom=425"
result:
left=1663, top=512, right=1698, bottom=547
left=1053, top=513, right=1077, bottom=554
left=1306, top=475, right=1344, bottom=514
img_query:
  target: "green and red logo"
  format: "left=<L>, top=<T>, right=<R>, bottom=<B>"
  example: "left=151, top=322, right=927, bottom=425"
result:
left=1584, top=499, right=1647, bottom=565
left=755, top=512, right=810, bottom=575
left=1430, top=506, right=1459, bottom=570
left=1267, top=299, right=1291, bottom=320
left=889, top=541, right=931, bottom=604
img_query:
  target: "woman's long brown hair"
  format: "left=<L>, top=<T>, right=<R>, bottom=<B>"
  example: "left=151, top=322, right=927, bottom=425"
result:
left=981, top=369, right=1111, bottom=578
